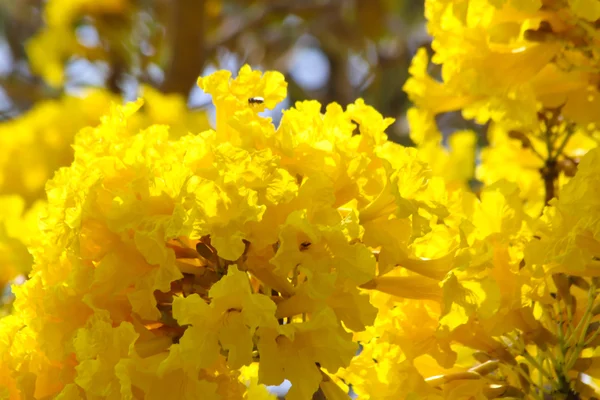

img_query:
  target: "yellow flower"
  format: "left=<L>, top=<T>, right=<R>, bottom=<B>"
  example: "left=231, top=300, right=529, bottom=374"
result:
left=26, top=0, right=130, bottom=88
left=44, top=0, right=128, bottom=28
left=138, top=85, right=211, bottom=137
left=161, top=266, right=278, bottom=374
left=0, top=197, right=45, bottom=315
left=526, top=146, right=600, bottom=276
left=407, top=107, right=477, bottom=191
left=338, top=341, right=438, bottom=399
left=197, top=65, right=287, bottom=146
left=0, top=89, right=117, bottom=203
left=26, top=27, right=76, bottom=87
left=72, top=310, right=139, bottom=398
left=257, top=309, right=356, bottom=400
left=0, top=197, right=40, bottom=286
left=406, top=0, right=600, bottom=130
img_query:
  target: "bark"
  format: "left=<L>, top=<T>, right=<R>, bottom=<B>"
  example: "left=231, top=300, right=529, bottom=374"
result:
left=160, top=0, right=206, bottom=95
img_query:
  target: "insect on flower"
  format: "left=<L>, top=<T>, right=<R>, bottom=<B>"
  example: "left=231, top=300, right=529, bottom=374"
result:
left=248, top=96, right=264, bottom=105
left=300, top=241, right=311, bottom=251
left=351, top=119, right=360, bottom=136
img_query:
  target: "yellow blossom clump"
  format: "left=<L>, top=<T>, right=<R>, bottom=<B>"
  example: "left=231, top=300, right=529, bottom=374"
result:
left=1, top=65, right=453, bottom=399
left=0, top=90, right=118, bottom=205
left=6, top=63, right=600, bottom=398
left=26, top=0, right=130, bottom=87
left=405, top=0, right=600, bottom=130
left=526, top=146, right=600, bottom=277
left=406, top=107, right=477, bottom=192
left=0, top=88, right=209, bottom=313
left=0, top=197, right=44, bottom=316
left=4, top=11, right=600, bottom=395
left=0, top=88, right=209, bottom=205
left=476, top=119, right=598, bottom=214
left=364, top=0, right=600, bottom=398
left=404, top=0, right=600, bottom=212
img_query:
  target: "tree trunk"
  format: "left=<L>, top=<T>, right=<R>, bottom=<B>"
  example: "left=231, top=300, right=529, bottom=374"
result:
left=161, top=0, right=206, bottom=95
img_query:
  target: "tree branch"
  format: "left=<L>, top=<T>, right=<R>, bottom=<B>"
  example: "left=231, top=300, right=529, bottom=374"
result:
left=161, top=0, right=206, bottom=95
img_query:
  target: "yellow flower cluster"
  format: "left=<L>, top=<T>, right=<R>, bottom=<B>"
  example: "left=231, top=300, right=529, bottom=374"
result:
left=0, top=87, right=207, bottom=205
left=347, top=0, right=600, bottom=398
left=0, top=197, right=43, bottom=314
left=406, top=0, right=600, bottom=129
left=405, top=0, right=600, bottom=212
left=27, top=0, right=130, bottom=87
left=340, top=144, right=600, bottom=398
left=3, top=1, right=600, bottom=399
left=0, top=90, right=117, bottom=204
left=0, top=88, right=208, bottom=313
left=0, top=65, right=416, bottom=399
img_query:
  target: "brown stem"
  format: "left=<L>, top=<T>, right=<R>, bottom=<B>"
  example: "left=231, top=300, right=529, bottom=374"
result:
left=100, top=14, right=131, bottom=94
left=541, top=159, right=558, bottom=205
left=324, top=47, right=353, bottom=107
left=107, top=60, right=125, bottom=94
left=205, top=1, right=337, bottom=53
left=160, top=0, right=206, bottom=95
left=537, top=106, right=568, bottom=206
left=312, top=388, right=327, bottom=400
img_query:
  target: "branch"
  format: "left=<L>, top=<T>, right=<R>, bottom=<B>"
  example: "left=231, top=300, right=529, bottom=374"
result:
left=0, top=76, right=55, bottom=113
left=161, top=0, right=206, bottom=95
left=204, top=1, right=338, bottom=53
left=312, top=388, right=327, bottom=400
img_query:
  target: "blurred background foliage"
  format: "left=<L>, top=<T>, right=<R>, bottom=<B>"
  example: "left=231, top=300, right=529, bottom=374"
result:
left=0, top=0, right=439, bottom=142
